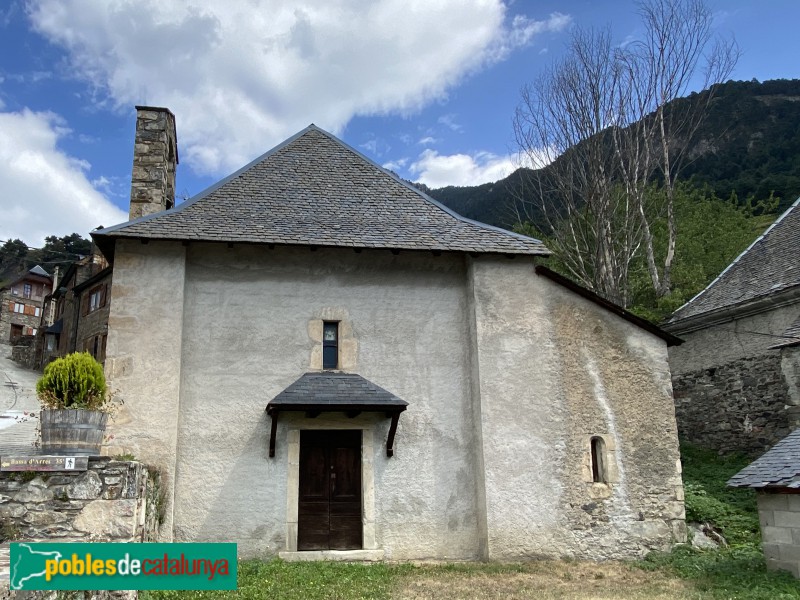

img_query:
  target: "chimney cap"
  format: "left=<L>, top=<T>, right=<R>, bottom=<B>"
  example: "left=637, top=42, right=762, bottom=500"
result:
left=135, top=105, right=176, bottom=118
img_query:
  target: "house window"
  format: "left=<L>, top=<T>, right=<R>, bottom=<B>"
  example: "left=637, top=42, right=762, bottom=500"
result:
left=323, top=321, right=339, bottom=369
left=23, top=283, right=32, bottom=298
left=88, top=285, right=105, bottom=313
left=13, top=302, right=24, bottom=314
left=34, top=307, right=41, bottom=317
left=590, top=436, right=608, bottom=484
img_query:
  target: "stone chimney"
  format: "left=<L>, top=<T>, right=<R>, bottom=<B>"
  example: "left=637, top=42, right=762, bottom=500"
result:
left=129, top=106, right=179, bottom=220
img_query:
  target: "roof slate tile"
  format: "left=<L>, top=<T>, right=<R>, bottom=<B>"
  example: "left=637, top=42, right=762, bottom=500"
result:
left=94, top=125, right=549, bottom=256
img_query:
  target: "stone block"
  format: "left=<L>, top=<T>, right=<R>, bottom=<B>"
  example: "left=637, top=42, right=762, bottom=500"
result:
left=760, top=509, right=775, bottom=528
left=779, top=544, right=800, bottom=562
left=763, top=543, right=781, bottom=560
left=768, top=559, right=800, bottom=578
left=667, top=501, right=685, bottom=520
left=774, top=510, right=800, bottom=529
left=67, top=471, right=103, bottom=500
left=23, top=510, right=68, bottom=526
left=73, top=499, right=137, bottom=538
left=103, top=485, right=122, bottom=500
left=0, top=502, right=25, bottom=518
left=14, top=479, right=53, bottom=503
left=763, top=525, right=794, bottom=545
left=788, top=496, right=800, bottom=512
left=759, top=494, right=790, bottom=511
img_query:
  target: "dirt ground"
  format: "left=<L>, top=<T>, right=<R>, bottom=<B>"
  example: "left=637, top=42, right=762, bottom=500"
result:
left=394, top=560, right=696, bottom=600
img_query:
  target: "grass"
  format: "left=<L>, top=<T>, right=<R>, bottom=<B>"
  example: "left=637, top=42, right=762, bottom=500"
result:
left=640, top=442, right=800, bottom=599
left=142, top=442, right=800, bottom=599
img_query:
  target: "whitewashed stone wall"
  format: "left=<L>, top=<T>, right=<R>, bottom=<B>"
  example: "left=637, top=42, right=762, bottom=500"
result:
left=103, top=243, right=685, bottom=560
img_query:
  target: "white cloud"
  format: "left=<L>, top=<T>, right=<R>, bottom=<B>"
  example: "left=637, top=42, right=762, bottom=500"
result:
left=0, top=109, right=128, bottom=246
left=485, top=11, right=572, bottom=62
left=382, top=157, right=408, bottom=172
left=437, top=114, right=463, bottom=132
left=409, top=149, right=518, bottom=188
left=28, top=1, right=568, bottom=176
left=418, top=136, right=438, bottom=146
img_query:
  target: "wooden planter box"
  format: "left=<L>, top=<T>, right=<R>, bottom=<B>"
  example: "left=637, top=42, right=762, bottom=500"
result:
left=40, top=409, right=108, bottom=456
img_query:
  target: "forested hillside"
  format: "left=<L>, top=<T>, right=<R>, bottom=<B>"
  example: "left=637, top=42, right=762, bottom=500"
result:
left=426, top=79, right=800, bottom=229
left=0, top=234, right=91, bottom=288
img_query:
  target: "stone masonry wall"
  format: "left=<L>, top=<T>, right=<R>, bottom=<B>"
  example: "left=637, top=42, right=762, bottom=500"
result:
left=672, top=351, right=796, bottom=455
left=0, top=459, right=160, bottom=543
left=10, top=337, right=38, bottom=371
left=758, top=492, right=800, bottom=578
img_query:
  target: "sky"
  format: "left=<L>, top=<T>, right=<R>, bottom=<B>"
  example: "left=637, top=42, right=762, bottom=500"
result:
left=0, top=0, right=798, bottom=247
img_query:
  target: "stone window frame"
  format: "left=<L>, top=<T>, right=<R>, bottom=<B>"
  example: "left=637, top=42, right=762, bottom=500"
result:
left=282, top=418, right=379, bottom=555
left=584, top=434, right=620, bottom=495
left=322, top=321, right=339, bottom=369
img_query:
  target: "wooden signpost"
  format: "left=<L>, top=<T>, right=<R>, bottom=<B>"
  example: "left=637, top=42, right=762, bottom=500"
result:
left=0, top=455, right=89, bottom=472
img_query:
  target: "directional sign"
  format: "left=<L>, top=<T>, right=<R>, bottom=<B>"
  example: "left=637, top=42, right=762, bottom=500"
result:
left=0, top=455, right=89, bottom=471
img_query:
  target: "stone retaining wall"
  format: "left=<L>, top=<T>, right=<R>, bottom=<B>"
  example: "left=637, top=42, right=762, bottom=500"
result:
left=0, top=458, right=160, bottom=543
left=0, top=459, right=161, bottom=599
left=10, top=337, right=38, bottom=371
left=672, top=352, right=797, bottom=455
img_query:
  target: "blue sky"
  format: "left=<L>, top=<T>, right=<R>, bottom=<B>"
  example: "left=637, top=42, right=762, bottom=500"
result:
left=0, top=0, right=798, bottom=246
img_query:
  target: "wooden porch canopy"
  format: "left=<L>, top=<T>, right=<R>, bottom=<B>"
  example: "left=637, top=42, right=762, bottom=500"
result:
left=265, top=372, right=408, bottom=458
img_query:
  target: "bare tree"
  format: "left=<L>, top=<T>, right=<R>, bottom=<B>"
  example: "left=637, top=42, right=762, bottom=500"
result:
left=513, top=0, right=738, bottom=306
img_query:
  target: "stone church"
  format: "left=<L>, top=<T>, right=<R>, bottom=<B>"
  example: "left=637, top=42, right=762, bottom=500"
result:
left=93, top=106, right=686, bottom=560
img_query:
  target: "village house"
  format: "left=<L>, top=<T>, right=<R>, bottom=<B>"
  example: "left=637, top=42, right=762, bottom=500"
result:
left=91, top=106, right=687, bottom=561
left=41, top=252, right=112, bottom=367
left=664, top=199, right=800, bottom=455
left=0, top=265, right=51, bottom=346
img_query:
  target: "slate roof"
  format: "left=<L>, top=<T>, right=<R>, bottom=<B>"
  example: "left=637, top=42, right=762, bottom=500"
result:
left=93, top=125, right=550, bottom=257
left=29, top=265, right=50, bottom=278
left=266, top=372, right=408, bottom=413
left=669, top=197, right=800, bottom=324
left=728, top=428, right=800, bottom=489
left=772, top=314, right=800, bottom=349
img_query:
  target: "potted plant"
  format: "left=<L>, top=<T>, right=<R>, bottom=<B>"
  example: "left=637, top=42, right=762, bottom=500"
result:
left=36, top=351, right=110, bottom=456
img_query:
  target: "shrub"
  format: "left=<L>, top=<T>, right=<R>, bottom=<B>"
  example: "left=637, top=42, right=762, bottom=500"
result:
left=36, top=352, right=108, bottom=410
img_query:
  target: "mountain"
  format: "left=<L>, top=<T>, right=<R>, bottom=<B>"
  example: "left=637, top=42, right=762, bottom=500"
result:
left=425, top=79, right=800, bottom=228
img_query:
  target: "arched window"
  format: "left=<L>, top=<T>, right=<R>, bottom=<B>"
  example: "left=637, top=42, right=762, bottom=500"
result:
left=590, top=436, right=607, bottom=483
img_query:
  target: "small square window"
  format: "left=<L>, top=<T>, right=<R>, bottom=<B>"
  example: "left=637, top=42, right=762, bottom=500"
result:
left=322, top=321, right=339, bottom=369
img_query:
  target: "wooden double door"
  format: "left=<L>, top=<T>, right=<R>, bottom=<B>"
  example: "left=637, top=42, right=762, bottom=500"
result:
left=298, top=430, right=363, bottom=550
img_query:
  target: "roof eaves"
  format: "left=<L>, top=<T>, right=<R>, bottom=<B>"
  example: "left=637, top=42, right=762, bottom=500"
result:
left=72, top=267, right=113, bottom=294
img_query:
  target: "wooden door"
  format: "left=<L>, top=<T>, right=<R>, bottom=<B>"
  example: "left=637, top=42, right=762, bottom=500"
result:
left=298, top=430, right=362, bottom=550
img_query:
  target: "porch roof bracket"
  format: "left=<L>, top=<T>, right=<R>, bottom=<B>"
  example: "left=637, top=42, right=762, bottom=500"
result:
left=264, top=405, right=406, bottom=459
left=265, top=372, right=409, bottom=459
left=268, top=409, right=278, bottom=458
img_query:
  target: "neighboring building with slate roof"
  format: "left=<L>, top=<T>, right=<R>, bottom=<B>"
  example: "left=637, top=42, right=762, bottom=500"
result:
left=664, top=199, right=800, bottom=454
left=93, top=107, right=687, bottom=561
left=0, top=265, right=52, bottom=347
left=728, top=428, right=800, bottom=578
